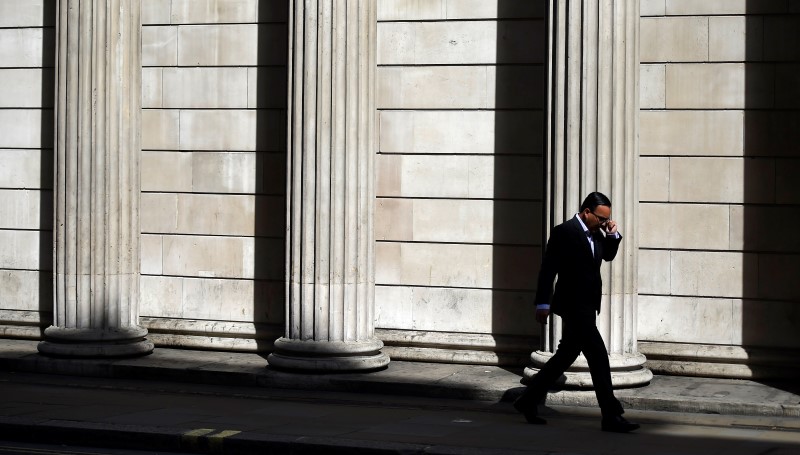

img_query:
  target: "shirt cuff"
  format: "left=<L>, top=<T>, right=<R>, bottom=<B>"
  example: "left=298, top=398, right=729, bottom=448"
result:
left=536, top=304, right=550, bottom=310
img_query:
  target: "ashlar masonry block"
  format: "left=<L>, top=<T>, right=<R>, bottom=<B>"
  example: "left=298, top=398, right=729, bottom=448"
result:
left=641, top=17, right=708, bottom=63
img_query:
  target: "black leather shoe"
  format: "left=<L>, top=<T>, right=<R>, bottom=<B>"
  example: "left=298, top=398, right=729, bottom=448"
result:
left=513, top=397, right=546, bottom=425
left=601, top=415, right=640, bottom=433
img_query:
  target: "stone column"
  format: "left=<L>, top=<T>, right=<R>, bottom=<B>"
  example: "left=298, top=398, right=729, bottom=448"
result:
left=38, top=0, right=152, bottom=357
left=523, top=0, right=651, bottom=387
left=267, top=0, right=389, bottom=371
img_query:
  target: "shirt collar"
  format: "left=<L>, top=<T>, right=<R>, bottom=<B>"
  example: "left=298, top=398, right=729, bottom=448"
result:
left=575, top=213, right=591, bottom=236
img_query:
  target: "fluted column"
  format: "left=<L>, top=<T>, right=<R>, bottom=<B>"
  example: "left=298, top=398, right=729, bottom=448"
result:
left=267, top=0, right=389, bottom=371
left=524, top=0, right=651, bottom=387
left=38, top=0, right=152, bottom=357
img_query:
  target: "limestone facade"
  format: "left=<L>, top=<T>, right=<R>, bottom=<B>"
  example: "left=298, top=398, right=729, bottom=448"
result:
left=0, top=0, right=798, bottom=378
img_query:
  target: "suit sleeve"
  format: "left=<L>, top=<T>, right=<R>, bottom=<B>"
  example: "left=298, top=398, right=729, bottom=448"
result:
left=601, top=232, right=623, bottom=261
left=533, top=227, right=564, bottom=306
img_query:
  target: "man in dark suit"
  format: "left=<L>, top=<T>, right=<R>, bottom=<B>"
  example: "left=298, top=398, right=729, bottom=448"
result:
left=514, top=192, right=639, bottom=433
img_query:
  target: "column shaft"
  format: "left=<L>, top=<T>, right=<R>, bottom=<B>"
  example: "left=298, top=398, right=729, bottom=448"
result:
left=38, top=0, right=152, bottom=357
left=267, top=0, right=388, bottom=371
left=525, top=0, right=651, bottom=387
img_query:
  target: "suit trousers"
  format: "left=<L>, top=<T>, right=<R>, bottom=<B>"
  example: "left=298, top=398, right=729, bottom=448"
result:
left=522, top=310, right=624, bottom=418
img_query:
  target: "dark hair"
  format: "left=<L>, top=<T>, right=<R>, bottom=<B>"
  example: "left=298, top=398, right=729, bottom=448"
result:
left=580, top=192, right=612, bottom=212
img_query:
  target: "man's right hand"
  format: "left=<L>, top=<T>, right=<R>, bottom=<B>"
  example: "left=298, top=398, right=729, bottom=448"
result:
left=536, top=308, right=550, bottom=324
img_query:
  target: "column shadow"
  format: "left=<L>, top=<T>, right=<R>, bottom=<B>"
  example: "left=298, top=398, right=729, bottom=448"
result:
left=491, top=0, right=547, bottom=368
left=37, top=0, right=56, bottom=333
left=253, top=1, right=290, bottom=356
left=741, top=1, right=800, bottom=385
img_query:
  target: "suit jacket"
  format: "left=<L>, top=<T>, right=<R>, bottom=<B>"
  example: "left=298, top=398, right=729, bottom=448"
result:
left=533, top=216, right=622, bottom=316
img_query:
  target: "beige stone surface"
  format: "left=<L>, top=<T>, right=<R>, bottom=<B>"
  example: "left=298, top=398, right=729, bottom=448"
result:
left=141, top=193, right=178, bottom=234
left=375, top=199, right=413, bottom=241
left=162, top=68, right=248, bottom=108
left=0, top=0, right=52, bottom=27
left=378, top=66, right=542, bottom=109
left=669, top=157, right=774, bottom=204
left=376, top=198, right=540, bottom=245
left=170, top=0, right=258, bottom=24
left=640, top=203, right=730, bottom=250
left=640, top=17, right=708, bottom=63
left=0, top=28, right=50, bottom=68
left=140, top=275, right=183, bottom=319
left=0, top=230, right=45, bottom=270
left=141, top=68, right=162, bottom=109
left=178, top=24, right=286, bottom=66
left=140, top=234, right=163, bottom=275
left=0, top=270, right=46, bottom=310
left=374, top=285, right=414, bottom=329
left=667, top=63, right=775, bottom=109
left=0, top=69, right=51, bottom=108
left=0, top=150, right=48, bottom=189
left=709, top=16, right=762, bottom=62
left=179, top=110, right=257, bottom=151
left=638, top=249, right=670, bottom=295
left=377, top=0, right=542, bottom=21
left=180, top=277, right=261, bottom=321
left=141, top=151, right=192, bottom=192
left=638, top=295, right=741, bottom=345
left=174, top=194, right=283, bottom=237
left=142, top=109, right=180, bottom=150
left=639, top=157, right=669, bottom=201
left=141, top=0, right=170, bottom=25
left=377, top=154, right=541, bottom=199
left=0, top=190, right=48, bottom=230
left=192, top=152, right=285, bottom=194
left=640, top=64, right=665, bottom=109
left=376, top=285, right=534, bottom=334
left=670, top=250, right=758, bottom=298
left=0, top=110, right=49, bottom=149
left=379, top=110, right=541, bottom=155
left=142, top=26, right=177, bottom=66
left=375, top=242, right=538, bottom=290
left=641, top=0, right=666, bottom=16
left=160, top=235, right=283, bottom=280
left=640, top=110, right=743, bottom=156
left=162, top=235, right=249, bottom=279
left=378, top=20, right=542, bottom=65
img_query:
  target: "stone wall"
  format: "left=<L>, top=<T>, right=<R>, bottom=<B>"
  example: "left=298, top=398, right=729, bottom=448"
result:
left=373, top=1, right=545, bottom=364
left=0, top=0, right=54, bottom=339
left=0, top=0, right=797, bottom=375
left=637, top=0, right=800, bottom=377
left=137, top=0, right=288, bottom=351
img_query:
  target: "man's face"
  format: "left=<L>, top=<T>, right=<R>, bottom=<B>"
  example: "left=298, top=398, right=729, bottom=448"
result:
left=583, top=205, right=611, bottom=232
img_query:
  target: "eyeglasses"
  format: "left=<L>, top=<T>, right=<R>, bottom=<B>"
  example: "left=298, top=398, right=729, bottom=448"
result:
left=590, top=210, right=609, bottom=225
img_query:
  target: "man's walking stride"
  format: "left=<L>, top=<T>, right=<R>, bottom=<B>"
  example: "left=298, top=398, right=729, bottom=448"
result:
left=514, top=192, right=640, bottom=433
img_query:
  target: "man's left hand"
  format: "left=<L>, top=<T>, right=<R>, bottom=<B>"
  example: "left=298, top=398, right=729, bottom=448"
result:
left=605, top=220, right=617, bottom=235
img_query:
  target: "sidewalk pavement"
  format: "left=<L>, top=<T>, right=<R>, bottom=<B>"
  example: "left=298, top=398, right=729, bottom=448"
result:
left=1, top=338, right=799, bottom=454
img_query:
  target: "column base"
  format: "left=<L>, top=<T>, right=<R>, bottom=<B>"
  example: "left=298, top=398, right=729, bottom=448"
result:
left=522, top=351, right=652, bottom=389
left=267, top=338, right=390, bottom=372
left=37, top=326, right=154, bottom=358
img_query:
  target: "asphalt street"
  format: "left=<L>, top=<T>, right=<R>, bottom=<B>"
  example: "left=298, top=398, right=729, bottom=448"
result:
left=1, top=372, right=799, bottom=455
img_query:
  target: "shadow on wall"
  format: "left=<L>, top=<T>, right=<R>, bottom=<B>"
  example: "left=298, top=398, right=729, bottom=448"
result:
left=38, top=0, right=56, bottom=331
left=491, top=0, right=546, bottom=367
left=253, top=1, right=290, bottom=355
left=742, top=1, right=800, bottom=381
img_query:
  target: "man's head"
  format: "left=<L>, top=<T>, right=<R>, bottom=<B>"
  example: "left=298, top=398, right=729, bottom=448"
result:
left=579, top=192, right=612, bottom=232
